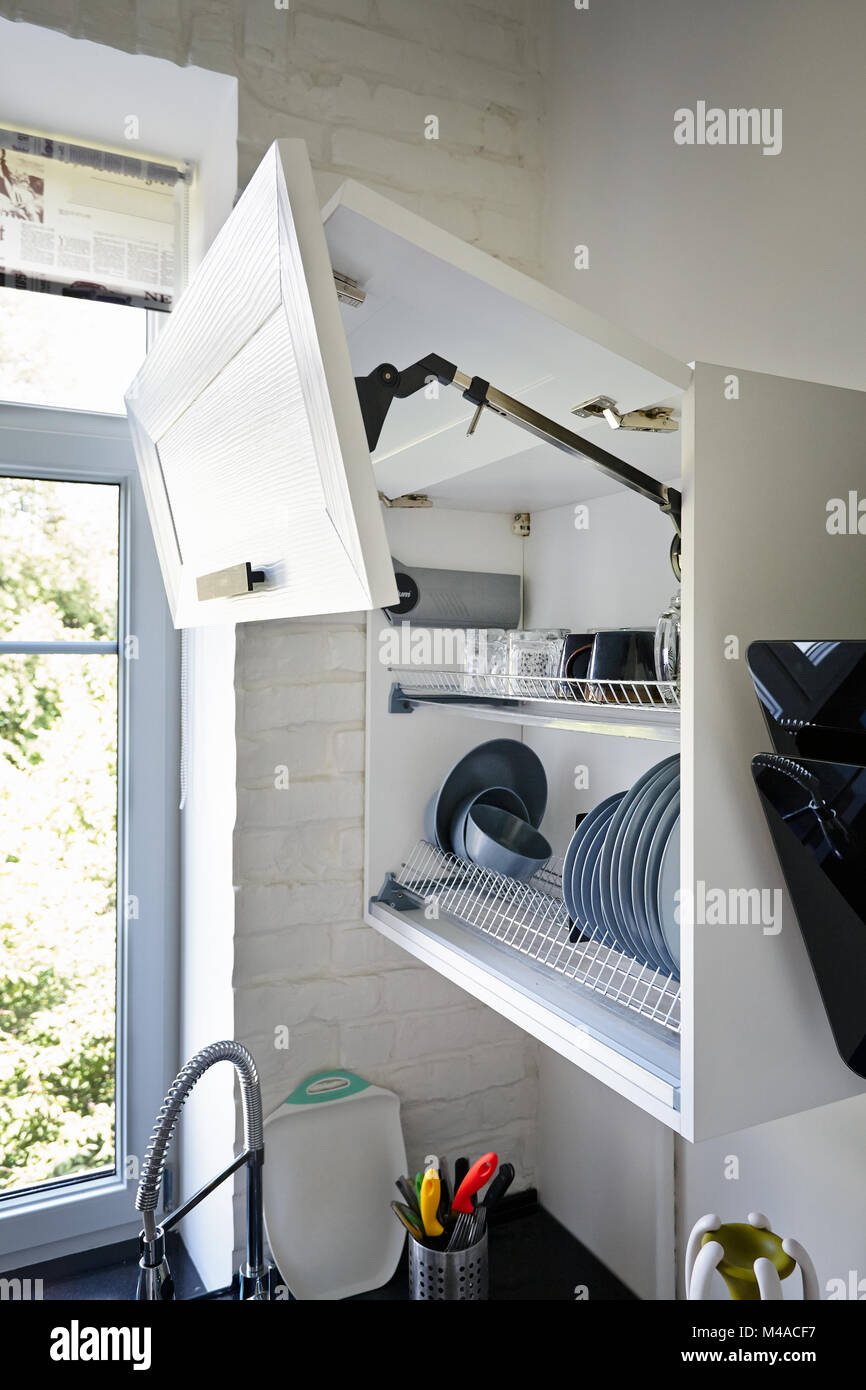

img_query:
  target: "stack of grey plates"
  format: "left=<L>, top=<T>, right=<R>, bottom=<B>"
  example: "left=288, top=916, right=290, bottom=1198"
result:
left=562, top=755, right=681, bottom=979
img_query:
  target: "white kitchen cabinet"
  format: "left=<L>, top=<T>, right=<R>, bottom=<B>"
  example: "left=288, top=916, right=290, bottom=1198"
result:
left=321, top=172, right=866, bottom=1141
left=127, top=139, right=866, bottom=1143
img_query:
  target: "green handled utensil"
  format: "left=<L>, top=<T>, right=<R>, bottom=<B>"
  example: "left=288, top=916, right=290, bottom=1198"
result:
left=396, top=1175, right=421, bottom=1217
left=391, top=1200, right=425, bottom=1243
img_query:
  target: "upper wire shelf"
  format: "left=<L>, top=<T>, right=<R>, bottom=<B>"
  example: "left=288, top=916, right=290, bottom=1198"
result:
left=391, top=668, right=679, bottom=709
left=387, top=840, right=681, bottom=1036
left=388, top=669, right=680, bottom=740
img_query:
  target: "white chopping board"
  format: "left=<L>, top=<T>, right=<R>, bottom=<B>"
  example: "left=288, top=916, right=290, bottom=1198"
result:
left=263, top=1069, right=407, bottom=1300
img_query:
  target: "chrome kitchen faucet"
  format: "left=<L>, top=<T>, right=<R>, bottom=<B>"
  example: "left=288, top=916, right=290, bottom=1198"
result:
left=135, top=1040, right=276, bottom=1300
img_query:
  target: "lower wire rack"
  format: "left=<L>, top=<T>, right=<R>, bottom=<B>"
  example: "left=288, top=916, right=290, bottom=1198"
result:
left=390, top=840, right=681, bottom=1036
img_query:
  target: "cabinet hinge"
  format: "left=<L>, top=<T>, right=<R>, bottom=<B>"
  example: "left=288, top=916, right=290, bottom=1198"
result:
left=378, top=492, right=432, bottom=509
left=572, top=395, right=679, bottom=433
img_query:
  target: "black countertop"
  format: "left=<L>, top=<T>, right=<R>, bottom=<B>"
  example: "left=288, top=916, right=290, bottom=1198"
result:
left=8, top=1199, right=635, bottom=1302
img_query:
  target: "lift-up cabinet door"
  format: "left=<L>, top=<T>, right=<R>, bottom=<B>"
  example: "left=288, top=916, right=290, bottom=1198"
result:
left=125, top=140, right=396, bottom=628
left=684, top=363, right=866, bottom=1142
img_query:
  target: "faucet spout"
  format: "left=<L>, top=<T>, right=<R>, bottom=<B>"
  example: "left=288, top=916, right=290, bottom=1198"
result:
left=135, top=1040, right=273, bottom=1300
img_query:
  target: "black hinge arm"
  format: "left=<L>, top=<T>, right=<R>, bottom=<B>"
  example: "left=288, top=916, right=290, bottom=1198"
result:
left=355, top=353, right=457, bottom=452
left=356, top=354, right=680, bottom=529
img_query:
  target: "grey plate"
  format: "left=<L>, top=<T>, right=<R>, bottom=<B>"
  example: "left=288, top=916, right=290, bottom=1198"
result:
left=598, top=755, right=679, bottom=960
left=562, top=791, right=625, bottom=921
left=629, top=772, right=680, bottom=973
left=573, top=797, right=624, bottom=934
left=644, top=791, right=680, bottom=976
left=617, top=763, right=680, bottom=971
left=589, top=816, right=619, bottom=949
left=657, top=811, right=681, bottom=977
left=426, top=739, right=547, bottom=851
left=607, top=770, right=673, bottom=967
left=577, top=803, right=620, bottom=944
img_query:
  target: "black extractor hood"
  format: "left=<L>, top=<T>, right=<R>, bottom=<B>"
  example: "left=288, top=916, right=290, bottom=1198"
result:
left=747, top=639, right=866, bottom=764
left=749, top=640, right=866, bottom=1079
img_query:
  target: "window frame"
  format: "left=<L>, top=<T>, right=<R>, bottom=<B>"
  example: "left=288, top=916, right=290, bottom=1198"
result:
left=0, top=401, right=179, bottom=1268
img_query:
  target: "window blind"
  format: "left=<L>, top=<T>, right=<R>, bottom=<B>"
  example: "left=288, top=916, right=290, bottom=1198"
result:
left=0, top=128, right=189, bottom=311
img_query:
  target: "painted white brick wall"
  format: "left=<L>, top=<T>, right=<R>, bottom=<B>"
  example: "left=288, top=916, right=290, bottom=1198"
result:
left=234, top=612, right=540, bottom=1187
left=2, top=0, right=548, bottom=273
left=3, top=0, right=549, bottom=1273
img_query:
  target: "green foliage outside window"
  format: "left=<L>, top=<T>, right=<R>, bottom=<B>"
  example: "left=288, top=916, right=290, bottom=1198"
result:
left=0, top=477, right=119, bottom=1192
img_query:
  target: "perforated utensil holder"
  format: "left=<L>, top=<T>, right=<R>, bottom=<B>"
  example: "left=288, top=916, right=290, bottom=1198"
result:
left=408, top=1231, right=489, bottom=1300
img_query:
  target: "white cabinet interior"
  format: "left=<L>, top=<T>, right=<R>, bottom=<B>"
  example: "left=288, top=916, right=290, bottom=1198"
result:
left=325, top=178, right=866, bottom=1141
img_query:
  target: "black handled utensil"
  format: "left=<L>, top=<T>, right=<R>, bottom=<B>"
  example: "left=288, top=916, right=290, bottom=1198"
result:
left=437, top=1156, right=451, bottom=1224
left=483, top=1161, right=515, bottom=1210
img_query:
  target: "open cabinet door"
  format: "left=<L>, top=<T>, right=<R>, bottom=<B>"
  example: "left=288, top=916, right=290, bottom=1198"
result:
left=125, top=140, right=396, bottom=627
left=682, top=362, right=866, bottom=1141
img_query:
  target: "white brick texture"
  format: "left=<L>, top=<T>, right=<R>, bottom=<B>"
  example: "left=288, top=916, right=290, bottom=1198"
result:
left=1, top=0, right=549, bottom=1265
left=4, top=0, right=550, bottom=273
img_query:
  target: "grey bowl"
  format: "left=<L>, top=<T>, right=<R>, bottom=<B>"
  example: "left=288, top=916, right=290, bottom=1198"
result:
left=450, top=785, right=529, bottom=860
left=464, top=804, right=552, bottom=882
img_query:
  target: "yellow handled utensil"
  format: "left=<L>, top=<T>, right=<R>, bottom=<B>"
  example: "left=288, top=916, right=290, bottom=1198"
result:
left=420, top=1166, right=444, bottom=1238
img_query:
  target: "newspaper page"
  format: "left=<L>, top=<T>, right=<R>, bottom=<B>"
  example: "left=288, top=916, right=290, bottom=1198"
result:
left=0, top=130, right=187, bottom=311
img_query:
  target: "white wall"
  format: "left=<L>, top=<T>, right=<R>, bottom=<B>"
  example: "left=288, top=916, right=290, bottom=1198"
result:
left=180, top=626, right=238, bottom=1291
left=545, top=0, right=866, bottom=391
left=544, top=0, right=866, bottom=1298
left=540, top=1054, right=675, bottom=1300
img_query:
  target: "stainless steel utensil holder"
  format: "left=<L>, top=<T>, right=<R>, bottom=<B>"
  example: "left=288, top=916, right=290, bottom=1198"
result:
left=409, top=1231, right=489, bottom=1300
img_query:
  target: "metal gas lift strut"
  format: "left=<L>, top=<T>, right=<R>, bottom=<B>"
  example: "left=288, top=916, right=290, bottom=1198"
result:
left=355, top=353, right=683, bottom=579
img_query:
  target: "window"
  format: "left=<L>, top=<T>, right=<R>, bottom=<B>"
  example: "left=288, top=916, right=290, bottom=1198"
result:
left=0, top=27, right=235, bottom=1273
left=0, top=126, right=188, bottom=415
left=0, top=111, right=183, bottom=1270
left=0, top=287, right=146, bottom=414
left=1, top=477, right=120, bottom=1197
left=0, top=406, right=178, bottom=1267
left=0, top=128, right=188, bottom=309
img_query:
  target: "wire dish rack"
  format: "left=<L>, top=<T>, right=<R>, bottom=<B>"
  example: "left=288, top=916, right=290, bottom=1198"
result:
left=390, top=668, right=679, bottom=710
left=389, top=840, right=681, bottom=1036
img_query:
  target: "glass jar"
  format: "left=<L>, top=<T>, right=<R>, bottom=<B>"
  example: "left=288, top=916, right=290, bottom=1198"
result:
left=507, top=629, right=568, bottom=686
left=464, top=629, right=508, bottom=679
